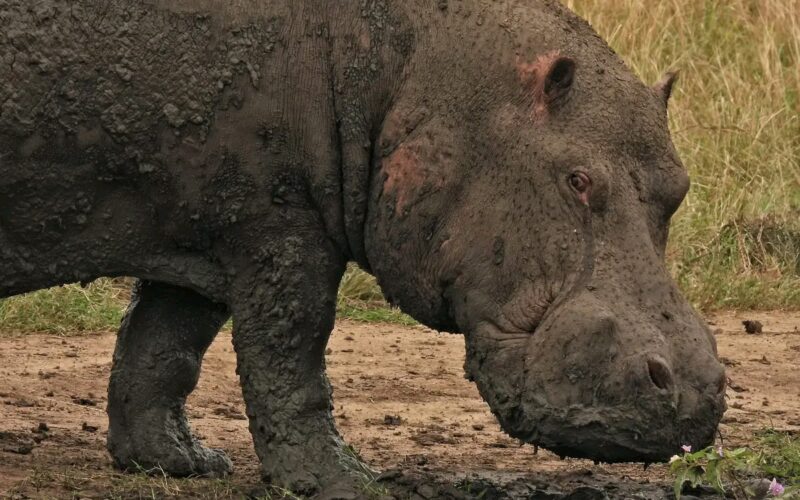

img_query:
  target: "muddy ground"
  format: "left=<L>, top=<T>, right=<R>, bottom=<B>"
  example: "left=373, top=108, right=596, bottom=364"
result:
left=0, top=312, right=798, bottom=499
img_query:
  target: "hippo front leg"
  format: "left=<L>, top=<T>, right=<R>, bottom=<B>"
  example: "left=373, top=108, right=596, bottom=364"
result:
left=230, top=238, right=367, bottom=495
left=107, top=280, right=232, bottom=477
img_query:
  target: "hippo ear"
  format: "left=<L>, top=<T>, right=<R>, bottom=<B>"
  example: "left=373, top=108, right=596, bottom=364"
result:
left=654, top=71, right=679, bottom=106
left=543, top=57, right=577, bottom=104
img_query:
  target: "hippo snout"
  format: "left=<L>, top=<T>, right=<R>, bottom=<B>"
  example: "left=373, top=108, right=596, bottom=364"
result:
left=494, top=290, right=728, bottom=463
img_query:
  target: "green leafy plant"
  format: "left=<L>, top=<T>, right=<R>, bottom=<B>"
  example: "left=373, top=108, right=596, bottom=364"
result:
left=670, top=434, right=799, bottom=499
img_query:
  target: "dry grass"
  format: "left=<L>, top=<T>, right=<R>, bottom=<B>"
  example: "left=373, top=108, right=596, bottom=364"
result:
left=564, top=0, right=800, bottom=309
left=337, top=265, right=416, bottom=325
left=0, top=279, right=131, bottom=335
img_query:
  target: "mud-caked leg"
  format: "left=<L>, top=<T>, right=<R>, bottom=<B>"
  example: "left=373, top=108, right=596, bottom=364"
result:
left=231, top=238, right=366, bottom=495
left=107, top=280, right=232, bottom=477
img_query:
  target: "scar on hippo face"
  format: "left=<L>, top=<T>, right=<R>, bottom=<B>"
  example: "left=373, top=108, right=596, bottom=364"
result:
left=382, top=139, right=450, bottom=214
left=382, top=145, right=425, bottom=213
left=516, top=51, right=577, bottom=120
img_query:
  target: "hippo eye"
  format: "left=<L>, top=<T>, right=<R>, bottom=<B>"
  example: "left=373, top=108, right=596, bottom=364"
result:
left=568, top=172, right=591, bottom=193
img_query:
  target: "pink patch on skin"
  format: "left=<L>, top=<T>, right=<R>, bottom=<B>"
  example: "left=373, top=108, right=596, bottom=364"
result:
left=359, top=32, right=371, bottom=50
left=516, top=50, right=562, bottom=121
left=382, top=145, right=425, bottom=213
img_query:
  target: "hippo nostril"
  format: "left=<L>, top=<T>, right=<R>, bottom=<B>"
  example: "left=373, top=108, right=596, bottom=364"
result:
left=647, top=358, right=674, bottom=391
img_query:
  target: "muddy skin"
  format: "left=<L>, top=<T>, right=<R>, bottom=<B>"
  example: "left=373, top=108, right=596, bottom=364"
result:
left=0, top=0, right=725, bottom=496
left=107, top=280, right=232, bottom=477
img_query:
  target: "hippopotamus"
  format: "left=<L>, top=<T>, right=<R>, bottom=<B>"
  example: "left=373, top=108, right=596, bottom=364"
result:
left=0, top=0, right=726, bottom=495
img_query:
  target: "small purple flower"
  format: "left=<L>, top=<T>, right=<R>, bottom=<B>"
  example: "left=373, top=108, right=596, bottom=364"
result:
left=768, top=478, right=784, bottom=496
left=716, top=445, right=724, bottom=457
left=681, top=444, right=692, bottom=453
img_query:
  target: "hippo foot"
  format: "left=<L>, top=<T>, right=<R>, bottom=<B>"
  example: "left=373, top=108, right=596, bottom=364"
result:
left=108, top=408, right=233, bottom=478
left=262, top=443, right=378, bottom=498
left=111, top=436, right=233, bottom=478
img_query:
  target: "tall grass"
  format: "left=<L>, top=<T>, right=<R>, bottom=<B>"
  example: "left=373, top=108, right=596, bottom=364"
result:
left=1, top=0, right=798, bottom=334
left=564, top=0, right=800, bottom=308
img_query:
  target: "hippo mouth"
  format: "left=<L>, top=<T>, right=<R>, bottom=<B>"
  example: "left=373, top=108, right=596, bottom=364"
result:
left=512, top=408, right=679, bottom=463
left=490, top=375, right=723, bottom=463
left=515, top=400, right=722, bottom=463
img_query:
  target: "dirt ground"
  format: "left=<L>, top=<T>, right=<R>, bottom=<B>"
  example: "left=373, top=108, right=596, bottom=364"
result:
left=0, top=312, right=798, bottom=499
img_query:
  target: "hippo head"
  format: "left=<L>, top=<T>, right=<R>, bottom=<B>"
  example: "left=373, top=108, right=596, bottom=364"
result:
left=364, top=5, right=725, bottom=463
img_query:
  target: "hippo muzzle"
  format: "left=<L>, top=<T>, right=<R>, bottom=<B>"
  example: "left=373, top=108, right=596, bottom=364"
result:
left=469, top=285, right=726, bottom=463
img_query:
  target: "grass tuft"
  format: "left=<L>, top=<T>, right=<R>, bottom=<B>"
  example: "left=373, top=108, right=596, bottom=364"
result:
left=754, top=429, right=800, bottom=481
left=0, top=279, right=130, bottom=334
left=336, top=265, right=416, bottom=326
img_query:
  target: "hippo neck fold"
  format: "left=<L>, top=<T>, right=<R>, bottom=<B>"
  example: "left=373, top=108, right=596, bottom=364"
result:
left=320, top=3, right=419, bottom=269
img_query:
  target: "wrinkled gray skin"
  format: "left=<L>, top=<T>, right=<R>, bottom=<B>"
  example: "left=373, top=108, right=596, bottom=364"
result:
left=0, top=0, right=726, bottom=495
